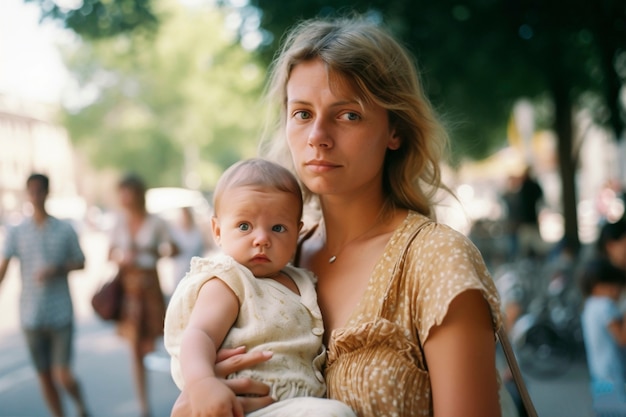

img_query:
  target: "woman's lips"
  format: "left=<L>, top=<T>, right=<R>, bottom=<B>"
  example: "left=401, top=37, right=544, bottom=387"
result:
left=305, top=159, right=339, bottom=173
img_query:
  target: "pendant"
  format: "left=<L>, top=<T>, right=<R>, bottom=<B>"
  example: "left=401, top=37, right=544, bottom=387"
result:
left=328, top=255, right=337, bottom=263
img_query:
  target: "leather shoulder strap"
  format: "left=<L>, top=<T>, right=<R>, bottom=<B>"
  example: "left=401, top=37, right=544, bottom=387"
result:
left=498, top=327, right=539, bottom=417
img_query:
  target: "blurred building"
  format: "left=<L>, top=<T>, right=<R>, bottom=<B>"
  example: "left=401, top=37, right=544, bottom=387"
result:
left=0, top=93, right=83, bottom=224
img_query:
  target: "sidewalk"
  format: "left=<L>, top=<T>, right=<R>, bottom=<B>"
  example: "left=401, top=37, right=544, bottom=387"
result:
left=525, top=358, right=594, bottom=417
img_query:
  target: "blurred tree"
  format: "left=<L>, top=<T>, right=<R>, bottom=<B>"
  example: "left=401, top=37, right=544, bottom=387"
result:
left=236, top=0, right=625, bottom=252
left=25, top=0, right=158, bottom=38
left=30, top=0, right=624, bottom=249
left=61, top=0, right=265, bottom=189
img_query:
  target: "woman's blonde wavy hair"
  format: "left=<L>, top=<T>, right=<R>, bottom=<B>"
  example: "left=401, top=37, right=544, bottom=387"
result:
left=259, top=15, right=451, bottom=219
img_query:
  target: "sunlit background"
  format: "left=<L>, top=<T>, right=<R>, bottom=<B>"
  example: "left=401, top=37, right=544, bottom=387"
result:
left=0, top=0, right=70, bottom=103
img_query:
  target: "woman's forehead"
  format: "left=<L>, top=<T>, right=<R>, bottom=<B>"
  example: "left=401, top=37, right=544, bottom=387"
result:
left=287, top=59, right=365, bottom=104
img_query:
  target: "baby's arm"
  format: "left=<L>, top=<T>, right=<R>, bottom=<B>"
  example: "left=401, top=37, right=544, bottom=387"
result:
left=180, top=278, right=242, bottom=417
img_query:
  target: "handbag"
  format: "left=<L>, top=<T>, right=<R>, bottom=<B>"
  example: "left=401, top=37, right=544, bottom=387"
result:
left=91, top=270, right=123, bottom=321
left=498, top=326, right=539, bottom=417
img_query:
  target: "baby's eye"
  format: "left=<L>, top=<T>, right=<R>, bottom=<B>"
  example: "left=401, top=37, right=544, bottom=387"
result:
left=272, top=225, right=287, bottom=233
left=238, top=223, right=251, bottom=231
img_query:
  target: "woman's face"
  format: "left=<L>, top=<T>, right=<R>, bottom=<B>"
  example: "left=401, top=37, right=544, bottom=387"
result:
left=118, top=186, right=141, bottom=211
left=285, top=59, right=400, bottom=198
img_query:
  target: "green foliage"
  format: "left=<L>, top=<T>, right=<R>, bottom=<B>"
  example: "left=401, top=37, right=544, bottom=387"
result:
left=25, top=0, right=158, bottom=39
left=61, top=1, right=265, bottom=188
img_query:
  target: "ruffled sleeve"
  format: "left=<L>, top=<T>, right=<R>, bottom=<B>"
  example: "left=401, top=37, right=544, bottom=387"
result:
left=405, top=222, right=503, bottom=344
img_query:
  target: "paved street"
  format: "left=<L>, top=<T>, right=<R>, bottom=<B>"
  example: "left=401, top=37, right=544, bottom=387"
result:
left=0, top=319, right=179, bottom=417
left=525, top=359, right=594, bottom=417
left=0, top=230, right=597, bottom=416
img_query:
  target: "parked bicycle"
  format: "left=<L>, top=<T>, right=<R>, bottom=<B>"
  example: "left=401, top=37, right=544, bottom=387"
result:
left=495, top=255, right=585, bottom=380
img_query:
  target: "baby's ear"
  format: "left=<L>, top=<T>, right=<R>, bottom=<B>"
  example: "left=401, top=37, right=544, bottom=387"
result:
left=298, top=221, right=304, bottom=232
left=211, top=216, right=221, bottom=245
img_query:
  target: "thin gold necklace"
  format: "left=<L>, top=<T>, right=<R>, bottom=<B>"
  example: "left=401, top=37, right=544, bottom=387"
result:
left=325, top=213, right=383, bottom=264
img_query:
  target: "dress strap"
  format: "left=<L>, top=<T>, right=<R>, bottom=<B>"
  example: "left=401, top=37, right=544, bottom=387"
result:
left=377, top=215, right=432, bottom=368
left=379, top=216, right=432, bottom=311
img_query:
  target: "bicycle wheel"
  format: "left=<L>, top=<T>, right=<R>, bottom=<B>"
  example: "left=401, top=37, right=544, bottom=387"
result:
left=515, top=322, right=574, bottom=379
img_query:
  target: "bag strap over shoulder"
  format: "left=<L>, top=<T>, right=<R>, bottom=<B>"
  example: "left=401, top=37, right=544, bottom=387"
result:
left=498, top=326, right=539, bottom=417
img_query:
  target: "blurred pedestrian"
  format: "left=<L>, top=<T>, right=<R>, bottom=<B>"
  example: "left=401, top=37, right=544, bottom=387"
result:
left=501, top=174, right=522, bottom=262
left=514, top=166, right=547, bottom=260
left=169, top=206, right=206, bottom=291
left=108, top=173, right=178, bottom=417
left=0, top=173, right=89, bottom=417
left=579, top=256, right=626, bottom=416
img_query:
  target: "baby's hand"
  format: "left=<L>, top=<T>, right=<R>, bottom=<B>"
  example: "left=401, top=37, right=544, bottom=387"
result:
left=188, top=376, right=244, bottom=417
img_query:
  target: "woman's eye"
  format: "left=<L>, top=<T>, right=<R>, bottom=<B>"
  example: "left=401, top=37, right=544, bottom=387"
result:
left=294, top=110, right=312, bottom=120
left=238, top=223, right=251, bottom=231
left=272, top=225, right=287, bottom=233
left=342, top=112, right=360, bottom=121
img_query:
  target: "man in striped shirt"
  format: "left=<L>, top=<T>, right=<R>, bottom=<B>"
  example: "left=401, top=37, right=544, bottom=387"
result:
left=0, top=173, right=89, bottom=417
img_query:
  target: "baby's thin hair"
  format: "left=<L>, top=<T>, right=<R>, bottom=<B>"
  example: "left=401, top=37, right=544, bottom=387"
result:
left=213, top=158, right=303, bottom=219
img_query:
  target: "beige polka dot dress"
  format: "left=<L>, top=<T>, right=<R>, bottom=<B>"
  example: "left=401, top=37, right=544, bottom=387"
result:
left=324, top=211, right=503, bottom=416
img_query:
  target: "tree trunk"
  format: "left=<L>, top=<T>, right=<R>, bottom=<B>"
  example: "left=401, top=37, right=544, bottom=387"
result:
left=552, top=81, right=581, bottom=253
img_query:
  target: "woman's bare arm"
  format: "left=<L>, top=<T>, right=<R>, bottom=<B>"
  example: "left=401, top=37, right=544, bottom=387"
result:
left=424, top=290, right=501, bottom=417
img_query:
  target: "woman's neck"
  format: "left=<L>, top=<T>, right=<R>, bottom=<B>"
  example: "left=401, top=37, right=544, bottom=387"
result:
left=318, top=193, right=396, bottom=257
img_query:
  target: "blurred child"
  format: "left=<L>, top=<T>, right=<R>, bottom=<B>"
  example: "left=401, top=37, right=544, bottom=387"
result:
left=164, top=159, right=355, bottom=417
left=579, top=257, right=626, bottom=415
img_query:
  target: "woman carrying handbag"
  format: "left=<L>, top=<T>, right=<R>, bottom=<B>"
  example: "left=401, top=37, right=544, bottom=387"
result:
left=108, top=173, right=178, bottom=417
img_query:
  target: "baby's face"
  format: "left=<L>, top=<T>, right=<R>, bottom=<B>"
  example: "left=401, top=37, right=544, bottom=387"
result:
left=212, top=185, right=301, bottom=278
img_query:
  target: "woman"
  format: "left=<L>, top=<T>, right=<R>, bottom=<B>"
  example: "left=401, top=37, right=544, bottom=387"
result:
left=174, top=15, right=504, bottom=417
left=109, top=173, right=178, bottom=417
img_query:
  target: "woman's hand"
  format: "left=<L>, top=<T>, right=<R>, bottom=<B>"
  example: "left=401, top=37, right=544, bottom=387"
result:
left=187, top=376, right=243, bottom=417
left=171, top=347, right=274, bottom=417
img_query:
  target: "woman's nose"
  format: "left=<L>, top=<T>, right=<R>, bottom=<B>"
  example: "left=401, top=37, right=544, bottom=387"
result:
left=307, top=118, right=333, bottom=149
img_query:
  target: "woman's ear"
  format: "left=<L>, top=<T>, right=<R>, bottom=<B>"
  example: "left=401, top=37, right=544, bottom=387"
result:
left=211, top=216, right=221, bottom=246
left=388, top=129, right=401, bottom=150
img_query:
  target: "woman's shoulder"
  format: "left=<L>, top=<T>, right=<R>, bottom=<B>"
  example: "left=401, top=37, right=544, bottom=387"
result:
left=393, top=211, right=462, bottom=247
left=403, top=211, right=475, bottom=248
